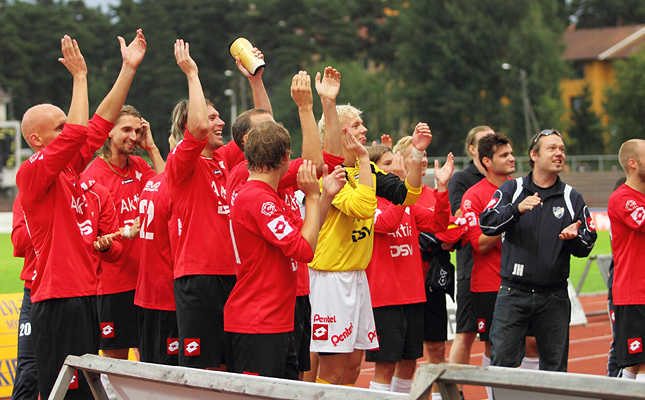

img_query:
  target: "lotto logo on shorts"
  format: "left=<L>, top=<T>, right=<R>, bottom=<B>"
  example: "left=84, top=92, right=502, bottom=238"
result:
left=167, top=338, right=179, bottom=355
left=610, top=310, right=615, bottom=323
left=312, top=324, right=329, bottom=340
left=478, top=319, right=486, bottom=333
left=628, top=338, right=643, bottom=354
left=69, top=370, right=78, bottom=390
left=185, top=338, right=201, bottom=356
left=101, top=322, right=115, bottom=338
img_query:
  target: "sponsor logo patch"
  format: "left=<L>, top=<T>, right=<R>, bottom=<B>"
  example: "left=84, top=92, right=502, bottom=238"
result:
left=135, top=171, right=143, bottom=181
left=121, top=178, right=134, bottom=184
left=628, top=338, right=643, bottom=354
left=101, top=322, right=115, bottom=338
left=144, top=181, right=161, bottom=192
left=462, top=199, right=472, bottom=211
left=552, top=206, right=564, bottom=219
left=587, top=217, right=596, bottom=231
left=167, top=338, right=179, bottom=355
left=267, top=215, right=293, bottom=240
left=331, top=322, right=353, bottom=347
left=625, top=200, right=638, bottom=211
left=313, top=314, right=337, bottom=323
left=485, top=198, right=498, bottom=209
left=478, top=319, right=486, bottom=333
left=610, top=310, right=615, bottom=323
left=367, top=329, right=378, bottom=344
left=185, top=338, right=201, bottom=356
left=261, top=202, right=277, bottom=217
left=312, top=324, right=328, bottom=340
left=631, top=207, right=645, bottom=226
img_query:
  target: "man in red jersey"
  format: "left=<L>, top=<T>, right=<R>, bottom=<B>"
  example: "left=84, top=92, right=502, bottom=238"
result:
left=461, top=132, right=514, bottom=399
left=17, top=29, right=146, bottom=399
left=81, top=104, right=162, bottom=360
left=225, top=121, right=331, bottom=378
left=135, top=135, right=180, bottom=366
left=609, top=139, right=645, bottom=382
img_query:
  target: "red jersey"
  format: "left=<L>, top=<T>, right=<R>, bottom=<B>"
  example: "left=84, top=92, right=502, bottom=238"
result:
left=225, top=180, right=314, bottom=334
left=608, top=184, right=645, bottom=305
left=166, top=130, right=237, bottom=277
left=17, top=124, right=98, bottom=302
left=461, top=178, right=503, bottom=292
left=12, top=198, right=36, bottom=289
left=135, top=173, right=178, bottom=311
left=82, top=156, right=155, bottom=295
left=214, top=140, right=245, bottom=173
left=366, top=190, right=450, bottom=308
left=81, top=177, right=123, bottom=280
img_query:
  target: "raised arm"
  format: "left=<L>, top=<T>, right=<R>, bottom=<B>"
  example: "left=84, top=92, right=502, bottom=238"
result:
left=95, top=29, right=146, bottom=122
left=138, top=118, right=165, bottom=173
left=291, top=71, right=323, bottom=174
left=405, top=122, right=432, bottom=190
left=319, top=164, right=346, bottom=228
left=175, top=39, right=208, bottom=140
left=316, top=67, right=342, bottom=157
left=59, top=35, right=88, bottom=128
left=297, top=160, right=321, bottom=252
left=235, top=47, right=272, bottom=114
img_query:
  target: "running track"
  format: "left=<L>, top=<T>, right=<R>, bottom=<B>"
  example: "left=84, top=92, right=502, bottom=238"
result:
left=355, top=292, right=613, bottom=399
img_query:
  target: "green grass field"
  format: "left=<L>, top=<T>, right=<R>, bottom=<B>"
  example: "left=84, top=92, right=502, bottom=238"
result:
left=0, top=231, right=612, bottom=295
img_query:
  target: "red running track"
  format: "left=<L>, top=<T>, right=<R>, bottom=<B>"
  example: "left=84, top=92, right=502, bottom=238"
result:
left=355, top=293, right=613, bottom=399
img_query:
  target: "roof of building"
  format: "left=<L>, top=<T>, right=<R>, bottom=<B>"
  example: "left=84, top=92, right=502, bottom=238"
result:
left=563, top=25, right=645, bottom=61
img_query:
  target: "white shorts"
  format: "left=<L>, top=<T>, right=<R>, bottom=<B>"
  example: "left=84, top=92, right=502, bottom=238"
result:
left=308, top=269, right=378, bottom=353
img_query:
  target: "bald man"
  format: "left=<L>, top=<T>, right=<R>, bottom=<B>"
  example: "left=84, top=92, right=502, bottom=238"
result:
left=609, top=139, right=645, bottom=382
left=16, top=31, right=146, bottom=399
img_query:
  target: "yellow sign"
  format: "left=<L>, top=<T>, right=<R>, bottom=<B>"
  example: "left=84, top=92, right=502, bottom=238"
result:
left=0, top=292, right=22, bottom=398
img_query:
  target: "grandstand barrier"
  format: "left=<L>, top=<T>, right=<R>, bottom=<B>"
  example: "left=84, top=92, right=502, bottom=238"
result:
left=410, top=363, right=645, bottom=400
left=50, top=354, right=408, bottom=400
left=576, top=254, right=613, bottom=295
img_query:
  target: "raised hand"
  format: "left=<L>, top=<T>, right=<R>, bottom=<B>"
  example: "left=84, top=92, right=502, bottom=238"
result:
left=235, top=46, right=264, bottom=79
left=411, top=122, right=433, bottom=151
left=559, top=220, right=581, bottom=240
left=58, top=35, right=87, bottom=78
left=118, top=28, right=146, bottom=70
left=391, top=151, right=407, bottom=180
left=343, top=130, right=369, bottom=161
left=174, top=39, right=198, bottom=76
left=381, top=134, right=393, bottom=148
left=297, top=160, right=320, bottom=198
left=290, top=71, right=313, bottom=109
left=138, top=118, right=156, bottom=152
left=321, top=164, right=347, bottom=197
left=434, top=152, right=454, bottom=191
left=518, top=192, right=541, bottom=213
left=315, top=66, right=341, bottom=101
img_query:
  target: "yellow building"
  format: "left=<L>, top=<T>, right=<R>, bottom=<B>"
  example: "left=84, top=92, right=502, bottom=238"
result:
left=560, top=25, right=645, bottom=125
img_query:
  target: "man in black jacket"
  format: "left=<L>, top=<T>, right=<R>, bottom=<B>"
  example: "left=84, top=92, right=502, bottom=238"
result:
left=479, top=129, right=597, bottom=371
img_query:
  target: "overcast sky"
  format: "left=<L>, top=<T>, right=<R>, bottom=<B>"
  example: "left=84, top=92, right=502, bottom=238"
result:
left=83, top=0, right=120, bottom=11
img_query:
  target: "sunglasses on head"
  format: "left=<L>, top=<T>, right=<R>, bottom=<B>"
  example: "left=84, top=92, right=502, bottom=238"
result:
left=533, top=129, right=562, bottom=144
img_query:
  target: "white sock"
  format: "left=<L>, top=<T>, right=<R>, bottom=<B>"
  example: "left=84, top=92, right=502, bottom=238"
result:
left=636, top=373, right=645, bottom=382
left=431, top=392, right=443, bottom=400
left=521, top=356, right=540, bottom=370
left=390, top=376, right=412, bottom=393
left=369, top=381, right=391, bottom=391
left=482, top=353, right=491, bottom=367
left=623, top=369, right=637, bottom=379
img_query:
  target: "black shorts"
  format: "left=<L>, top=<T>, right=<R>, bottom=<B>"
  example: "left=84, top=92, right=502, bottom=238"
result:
left=423, top=286, right=447, bottom=342
left=367, top=303, right=424, bottom=362
left=615, top=304, right=645, bottom=368
left=225, top=331, right=298, bottom=380
left=174, top=274, right=236, bottom=368
left=294, top=295, right=311, bottom=372
left=98, top=289, right=140, bottom=350
left=455, top=278, right=477, bottom=333
left=473, top=291, right=497, bottom=341
left=31, top=296, right=99, bottom=399
left=138, top=307, right=179, bottom=366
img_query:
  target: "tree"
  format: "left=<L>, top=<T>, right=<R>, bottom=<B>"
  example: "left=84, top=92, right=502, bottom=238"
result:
left=569, top=0, right=645, bottom=28
left=567, top=85, right=605, bottom=154
left=604, top=49, right=645, bottom=151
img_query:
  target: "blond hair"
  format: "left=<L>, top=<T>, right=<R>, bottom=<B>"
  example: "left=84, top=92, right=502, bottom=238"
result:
left=318, top=104, right=363, bottom=143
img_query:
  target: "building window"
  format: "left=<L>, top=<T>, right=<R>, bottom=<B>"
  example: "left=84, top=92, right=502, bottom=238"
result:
left=573, top=62, right=585, bottom=79
left=571, top=96, right=584, bottom=112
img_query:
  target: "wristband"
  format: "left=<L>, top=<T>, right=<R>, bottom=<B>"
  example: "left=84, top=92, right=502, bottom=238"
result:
left=412, top=147, right=425, bottom=162
left=124, top=225, right=131, bottom=239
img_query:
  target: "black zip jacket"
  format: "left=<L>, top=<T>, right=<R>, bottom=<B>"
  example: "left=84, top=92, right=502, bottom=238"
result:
left=479, top=172, right=597, bottom=289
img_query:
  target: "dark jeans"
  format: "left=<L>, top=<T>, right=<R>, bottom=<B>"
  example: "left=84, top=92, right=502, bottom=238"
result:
left=490, top=284, right=571, bottom=371
left=12, top=287, right=38, bottom=400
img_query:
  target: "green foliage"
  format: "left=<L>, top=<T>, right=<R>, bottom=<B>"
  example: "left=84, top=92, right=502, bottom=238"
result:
left=604, top=49, right=645, bottom=152
left=566, top=85, right=605, bottom=154
left=569, top=0, right=645, bottom=28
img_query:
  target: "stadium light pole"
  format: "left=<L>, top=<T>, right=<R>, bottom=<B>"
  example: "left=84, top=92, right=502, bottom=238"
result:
left=502, top=63, right=540, bottom=147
